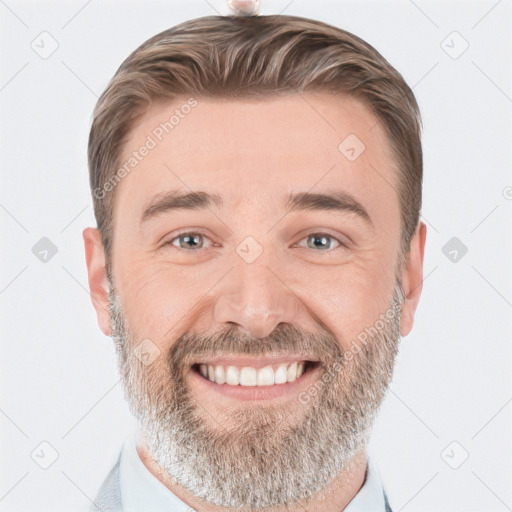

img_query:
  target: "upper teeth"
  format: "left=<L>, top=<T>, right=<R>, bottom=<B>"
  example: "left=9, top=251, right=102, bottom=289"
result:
left=199, top=362, right=306, bottom=386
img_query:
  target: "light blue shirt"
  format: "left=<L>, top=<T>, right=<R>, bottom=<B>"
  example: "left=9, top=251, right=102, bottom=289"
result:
left=119, top=430, right=388, bottom=511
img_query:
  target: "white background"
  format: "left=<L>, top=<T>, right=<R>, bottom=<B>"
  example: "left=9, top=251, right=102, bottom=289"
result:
left=1, top=0, right=511, bottom=511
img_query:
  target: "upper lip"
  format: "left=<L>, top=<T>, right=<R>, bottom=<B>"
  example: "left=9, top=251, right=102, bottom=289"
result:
left=190, top=355, right=320, bottom=369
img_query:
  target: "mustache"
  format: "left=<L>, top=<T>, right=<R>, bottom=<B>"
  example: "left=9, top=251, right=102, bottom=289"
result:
left=168, top=323, right=343, bottom=369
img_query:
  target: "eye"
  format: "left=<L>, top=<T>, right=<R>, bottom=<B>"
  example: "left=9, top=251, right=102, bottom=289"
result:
left=164, top=231, right=213, bottom=251
left=294, top=232, right=346, bottom=252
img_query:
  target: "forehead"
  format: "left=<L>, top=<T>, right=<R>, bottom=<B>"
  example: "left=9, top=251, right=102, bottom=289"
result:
left=114, top=93, right=397, bottom=224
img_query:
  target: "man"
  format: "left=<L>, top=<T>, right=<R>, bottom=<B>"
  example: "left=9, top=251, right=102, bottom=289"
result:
left=83, top=8, right=426, bottom=512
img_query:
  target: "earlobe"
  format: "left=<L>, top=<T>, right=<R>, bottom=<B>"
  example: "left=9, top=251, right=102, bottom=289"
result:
left=399, top=222, right=427, bottom=337
left=83, top=227, right=112, bottom=336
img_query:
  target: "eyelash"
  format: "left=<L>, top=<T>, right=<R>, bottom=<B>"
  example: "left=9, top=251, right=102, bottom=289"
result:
left=162, top=231, right=348, bottom=252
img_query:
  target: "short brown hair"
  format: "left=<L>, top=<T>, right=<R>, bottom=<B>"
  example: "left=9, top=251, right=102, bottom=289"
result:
left=88, top=14, right=422, bottom=271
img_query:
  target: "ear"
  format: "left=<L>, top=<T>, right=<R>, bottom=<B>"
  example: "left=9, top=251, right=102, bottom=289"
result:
left=399, top=221, right=427, bottom=337
left=83, top=227, right=112, bottom=336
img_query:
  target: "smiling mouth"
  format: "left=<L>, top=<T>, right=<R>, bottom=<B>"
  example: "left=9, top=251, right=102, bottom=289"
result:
left=191, top=360, right=320, bottom=387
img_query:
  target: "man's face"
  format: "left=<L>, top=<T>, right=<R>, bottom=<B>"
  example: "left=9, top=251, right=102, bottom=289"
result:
left=85, top=93, right=425, bottom=509
left=112, top=93, right=403, bottom=345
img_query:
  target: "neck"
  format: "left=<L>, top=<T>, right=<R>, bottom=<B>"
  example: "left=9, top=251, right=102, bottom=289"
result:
left=135, top=429, right=368, bottom=512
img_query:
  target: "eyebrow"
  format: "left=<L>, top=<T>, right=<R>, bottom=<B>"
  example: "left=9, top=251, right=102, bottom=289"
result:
left=140, top=190, right=223, bottom=223
left=284, top=191, right=373, bottom=226
left=140, top=189, right=373, bottom=227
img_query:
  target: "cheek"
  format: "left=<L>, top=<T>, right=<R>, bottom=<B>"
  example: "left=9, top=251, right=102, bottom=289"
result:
left=301, top=257, right=396, bottom=353
left=116, top=255, right=218, bottom=341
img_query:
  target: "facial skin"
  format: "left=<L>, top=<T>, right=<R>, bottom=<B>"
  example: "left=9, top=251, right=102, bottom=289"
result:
left=84, top=92, right=426, bottom=511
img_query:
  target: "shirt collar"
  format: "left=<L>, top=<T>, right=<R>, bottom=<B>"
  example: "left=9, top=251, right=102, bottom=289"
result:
left=119, top=430, right=191, bottom=512
left=344, top=454, right=386, bottom=512
left=119, top=431, right=387, bottom=512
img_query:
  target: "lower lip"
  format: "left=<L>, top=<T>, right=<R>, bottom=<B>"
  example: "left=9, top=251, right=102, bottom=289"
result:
left=189, top=363, right=321, bottom=401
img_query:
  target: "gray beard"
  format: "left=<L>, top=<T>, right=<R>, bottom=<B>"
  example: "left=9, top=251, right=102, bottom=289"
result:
left=108, top=282, right=403, bottom=510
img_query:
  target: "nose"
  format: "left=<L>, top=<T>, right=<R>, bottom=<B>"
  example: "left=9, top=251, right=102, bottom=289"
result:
left=213, top=255, right=299, bottom=339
